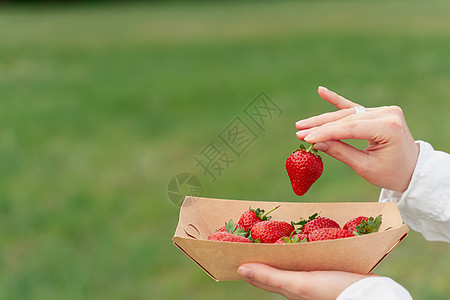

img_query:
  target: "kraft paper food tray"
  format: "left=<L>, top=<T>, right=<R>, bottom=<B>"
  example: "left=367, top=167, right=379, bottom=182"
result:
left=172, top=196, right=409, bottom=281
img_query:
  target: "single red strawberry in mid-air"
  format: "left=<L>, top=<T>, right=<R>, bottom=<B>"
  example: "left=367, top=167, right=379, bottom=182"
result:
left=307, top=227, right=354, bottom=242
left=237, top=205, right=280, bottom=231
left=286, top=144, right=323, bottom=196
left=301, top=216, right=340, bottom=235
left=251, top=221, right=294, bottom=243
left=207, top=232, right=252, bottom=243
left=275, top=233, right=308, bottom=244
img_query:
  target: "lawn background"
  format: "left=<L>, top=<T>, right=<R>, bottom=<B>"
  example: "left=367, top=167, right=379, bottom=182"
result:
left=0, top=0, right=449, bottom=299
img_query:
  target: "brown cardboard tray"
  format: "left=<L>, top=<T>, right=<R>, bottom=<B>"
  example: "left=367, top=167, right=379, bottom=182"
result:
left=173, top=196, right=409, bottom=281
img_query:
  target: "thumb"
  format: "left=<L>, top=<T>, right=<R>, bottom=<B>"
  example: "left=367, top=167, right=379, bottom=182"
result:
left=238, top=263, right=307, bottom=299
left=238, top=263, right=294, bottom=287
left=313, top=140, right=369, bottom=174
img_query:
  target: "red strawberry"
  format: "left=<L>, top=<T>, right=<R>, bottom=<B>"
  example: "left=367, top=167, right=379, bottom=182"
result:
left=216, top=219, right=248, bottom=237
left=237, top=205, right=280, bottom=231
left=207, top=232, right=252, bottom=243
left=286, top=144, right=323, bottom=196
left=352, top=215, right=382, bottom=235
left=275, top=233, right=308, bottom=244
left=308, top=228, right=354, bottom=242
left=251, top=221, right=294, bottom=243
left=302, top=216, right=340, bottom=235
left=343, top=216, right=369, bottom=234
left=217, top=226, right=228, bottom=232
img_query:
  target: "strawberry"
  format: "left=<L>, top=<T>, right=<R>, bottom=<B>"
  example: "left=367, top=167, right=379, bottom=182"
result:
left=217, top=226, right=228, bottom=232
left=251, top=221, right=294, bottom=243
left=207, top=232, right=252, bottom=243
left=216, top=219, right=248, bottom=237
left=286, top=144, right=323, bottom=196
left=237, top=205, right=280, bottom=231
left=343, top=216, right=369, bottom=234
left=301, top=216, right=340, bottom=235
left=275, top=233, right=307, bottom=244
left=353, top=215, right=382, bottom=235
left=308, top=227, right=354, bottom=242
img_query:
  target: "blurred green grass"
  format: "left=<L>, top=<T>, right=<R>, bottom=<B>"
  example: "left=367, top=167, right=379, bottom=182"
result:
left=0, top=0, right=449, bottom=299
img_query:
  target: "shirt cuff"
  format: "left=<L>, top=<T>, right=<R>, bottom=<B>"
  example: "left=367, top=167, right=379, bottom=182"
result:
left=337, top=277, right=412, bottom=300
left=379, top=140, right=450, bottom=242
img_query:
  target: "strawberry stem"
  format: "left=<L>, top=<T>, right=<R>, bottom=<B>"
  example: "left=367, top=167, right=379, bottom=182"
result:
left=261, top=205, right=281, bottom=218
left=295, top=143, right=321, bottom=158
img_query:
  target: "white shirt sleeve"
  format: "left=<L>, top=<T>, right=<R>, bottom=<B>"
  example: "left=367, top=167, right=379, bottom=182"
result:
left=338, top=140, right=450, bottom=300
left=379, top=140, right=450, bottom=242
left=337, top=277, right=412, bottom=300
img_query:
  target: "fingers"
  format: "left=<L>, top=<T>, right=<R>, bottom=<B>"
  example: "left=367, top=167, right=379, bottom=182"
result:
left=297, top=105, right=401, bottom=143
left=301, top=119, right=385, bottom=144
left=317, top=86, right=360, bottom=110
left=296, top=114, right=391, bottom=177
left=300, top=106, right=406, bottom=144
left=296, top=87, right=362, bottom=131
left=296, top=108, right=355, bottom=131
left=296, top=110, right=380, bottom=138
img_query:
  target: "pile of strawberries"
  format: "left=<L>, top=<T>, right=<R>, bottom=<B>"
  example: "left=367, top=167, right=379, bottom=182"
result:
left=207, top=206, right=382, bottom=244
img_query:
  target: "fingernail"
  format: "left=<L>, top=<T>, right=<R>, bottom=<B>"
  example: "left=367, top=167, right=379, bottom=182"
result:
left=295, top=120, right=305, bottom=127
left=296, top=130, right=306, bottom=139
left=318, top=86, right=328, bottom=91
left=237, top=266, right=253, bottom=279
left=313, top=142, right=328, bottom=151
left=304, top=132, right=317, bottom=142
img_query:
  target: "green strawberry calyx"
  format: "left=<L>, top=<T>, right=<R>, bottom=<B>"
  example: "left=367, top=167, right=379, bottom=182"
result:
left=295, top=143, right=321, bottom=159
left=249, top=236, right=260, bottom=243
left=279, top=231, right=307, bottom=243
left=291, top=212, right=319, bottom=233
left=223, top=219, right=248, bottom=237
left=353, top=215, right=383, bottom=235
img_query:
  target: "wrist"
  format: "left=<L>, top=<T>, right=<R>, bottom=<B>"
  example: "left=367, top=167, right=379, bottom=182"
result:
left=398, top=142, right=420, bottom=192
